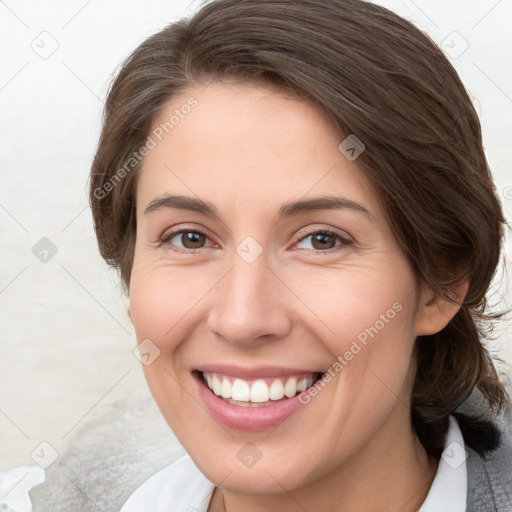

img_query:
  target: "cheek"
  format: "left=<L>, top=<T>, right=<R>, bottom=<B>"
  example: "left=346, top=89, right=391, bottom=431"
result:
left=283, top=260, right=419, bottom=423
left=129, top=258, right=207, bottom=346
left=280, top=260, right=418, bottom=353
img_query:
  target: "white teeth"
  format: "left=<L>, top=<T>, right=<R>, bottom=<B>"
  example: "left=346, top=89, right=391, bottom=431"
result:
left=225, top=398, right=277, bottom=407
left=284, top=377, right=297, bottom=398
left=221, top=378, right=232, bottom=399
left=203, top=373, right=317, bottom=403
left=269, top=379, right=285, bottom=400
left=231, top=379, right=250, bottom=401
left=297, top=377, right=308, bottom=392
left=250, top=380, right=270, bottom=402
left=211, top=375, right=222, bottom=396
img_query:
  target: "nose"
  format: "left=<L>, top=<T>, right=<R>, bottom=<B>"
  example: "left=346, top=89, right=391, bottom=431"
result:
left=206, top=248, right=292, bottom=345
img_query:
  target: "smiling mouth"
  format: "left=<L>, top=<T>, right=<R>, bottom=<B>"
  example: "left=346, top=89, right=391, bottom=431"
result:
left=196, top=370, right=323, bottom=407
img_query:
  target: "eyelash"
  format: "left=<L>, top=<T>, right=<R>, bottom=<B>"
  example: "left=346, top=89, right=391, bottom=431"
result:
left=160, top=227, right=352, bottom=255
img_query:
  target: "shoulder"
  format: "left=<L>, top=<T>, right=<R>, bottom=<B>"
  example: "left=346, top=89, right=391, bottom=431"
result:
left=28, top=390, right=186, bottom=511
left=457, top=391, right=512, bottom=512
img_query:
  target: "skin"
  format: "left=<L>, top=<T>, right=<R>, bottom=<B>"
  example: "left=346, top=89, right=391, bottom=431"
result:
left=129, top=81, right=467, bottom=512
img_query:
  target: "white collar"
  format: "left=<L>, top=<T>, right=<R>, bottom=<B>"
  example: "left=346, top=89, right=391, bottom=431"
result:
left=120, top=454, right=214, bottom=512
left=121, top=415, right=467, bottom=512
left=418, top=415, right=467, bottom=512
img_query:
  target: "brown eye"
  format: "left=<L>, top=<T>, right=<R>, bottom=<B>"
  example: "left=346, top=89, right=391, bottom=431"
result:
left=310, top=233, right=337, bottom=250
left=180, top=231, right=207, bottom=249
left=295, top=229, right=352, bottom=252
left=161, top=229, right=213, bottom=252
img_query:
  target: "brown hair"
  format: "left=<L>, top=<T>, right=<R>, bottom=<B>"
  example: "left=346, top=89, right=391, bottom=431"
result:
left=89, top=0, right=509, bottom=455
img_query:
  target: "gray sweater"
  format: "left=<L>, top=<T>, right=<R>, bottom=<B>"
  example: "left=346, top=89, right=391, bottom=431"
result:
left=28, top=388, right=512, bottom=511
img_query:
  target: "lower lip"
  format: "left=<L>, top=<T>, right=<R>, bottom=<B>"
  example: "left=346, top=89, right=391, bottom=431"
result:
left=193, top=372, right=311, bottom=432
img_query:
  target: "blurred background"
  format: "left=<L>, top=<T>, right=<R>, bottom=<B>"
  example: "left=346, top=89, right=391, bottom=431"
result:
left=1, top=0, right=511, bottom=472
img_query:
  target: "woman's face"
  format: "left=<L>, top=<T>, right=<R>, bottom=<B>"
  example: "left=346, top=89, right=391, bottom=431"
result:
left=130, top=81, right=427, bottom=494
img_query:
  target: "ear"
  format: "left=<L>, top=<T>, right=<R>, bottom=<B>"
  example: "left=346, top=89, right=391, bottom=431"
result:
left=415, top=280, right=469, bottom=336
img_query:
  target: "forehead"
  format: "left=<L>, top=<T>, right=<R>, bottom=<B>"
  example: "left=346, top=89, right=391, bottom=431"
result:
left=136, top=81, right=378, bottom=219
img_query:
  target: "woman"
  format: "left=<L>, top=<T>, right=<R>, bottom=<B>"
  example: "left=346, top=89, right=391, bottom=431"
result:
left=4, top=0, right=512, bottom=510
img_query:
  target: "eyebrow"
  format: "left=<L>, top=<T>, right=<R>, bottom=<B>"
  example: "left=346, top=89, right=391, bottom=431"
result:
left=144, top=194, right=373, bottom=220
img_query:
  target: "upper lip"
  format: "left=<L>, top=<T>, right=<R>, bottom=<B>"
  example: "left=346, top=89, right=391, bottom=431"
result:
left=195, top=364, right=323, bottom=380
